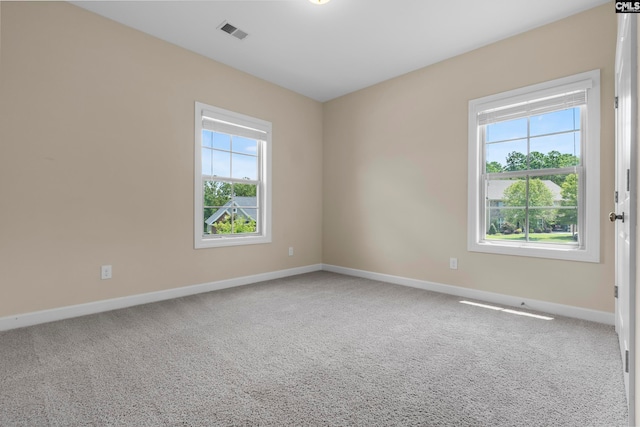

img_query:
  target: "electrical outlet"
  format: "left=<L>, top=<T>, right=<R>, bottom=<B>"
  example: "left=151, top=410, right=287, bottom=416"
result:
left=449, top=258, right=458, bottom=270
left=288, top=247, right=294, bottom=256
left=101, top=265, right=112, bottom=280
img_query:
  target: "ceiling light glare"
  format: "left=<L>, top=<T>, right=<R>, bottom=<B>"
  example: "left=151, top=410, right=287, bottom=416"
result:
left=309, top=0, right=331, bottom=4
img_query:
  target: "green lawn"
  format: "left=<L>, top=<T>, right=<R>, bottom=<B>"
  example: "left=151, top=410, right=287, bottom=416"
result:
left=486, top=232, right=575, bottom=244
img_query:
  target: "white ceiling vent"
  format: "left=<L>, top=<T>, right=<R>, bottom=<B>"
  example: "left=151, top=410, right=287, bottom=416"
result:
left=218, top=21, right=248, bottom=40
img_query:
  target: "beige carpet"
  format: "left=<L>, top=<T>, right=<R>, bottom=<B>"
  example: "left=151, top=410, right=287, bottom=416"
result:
left=0, top=271, right=628, bottom=426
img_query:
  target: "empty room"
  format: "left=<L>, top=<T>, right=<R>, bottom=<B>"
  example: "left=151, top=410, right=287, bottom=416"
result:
left=0, top=1, right=636, bottom=425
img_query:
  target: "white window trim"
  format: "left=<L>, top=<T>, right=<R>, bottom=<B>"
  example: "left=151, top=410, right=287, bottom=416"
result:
left=194, top=102, right=272, bottom=249
left=467, top=70, right=600, bottom=263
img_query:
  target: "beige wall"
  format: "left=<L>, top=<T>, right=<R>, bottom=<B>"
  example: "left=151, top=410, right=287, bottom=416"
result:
left=0, top=2, right=620, bottom=318
left=323, top=4, right=616, bottom=312
left=0, top=2, right=323, bottom=317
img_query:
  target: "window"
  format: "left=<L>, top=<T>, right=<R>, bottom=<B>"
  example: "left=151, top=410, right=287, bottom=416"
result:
left=194, top=102, right=272, bottom=248
left=467, top=70, right=600, bottom=262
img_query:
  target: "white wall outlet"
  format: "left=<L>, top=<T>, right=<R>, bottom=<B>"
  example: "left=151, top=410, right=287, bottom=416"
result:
left=449, top=258, right=458, bottom=270
left=288, top=247, right=294, bottom=256
left=101, top=265, right=112, bottom=280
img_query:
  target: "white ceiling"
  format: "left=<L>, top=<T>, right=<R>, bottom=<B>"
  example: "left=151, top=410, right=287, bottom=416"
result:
left=71, top=0, right=611, bottom=102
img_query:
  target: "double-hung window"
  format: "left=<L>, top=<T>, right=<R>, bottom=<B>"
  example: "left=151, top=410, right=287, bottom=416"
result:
left=467, top=70, right=600, bottom=262
left=194, top=102, right=272, bottom=248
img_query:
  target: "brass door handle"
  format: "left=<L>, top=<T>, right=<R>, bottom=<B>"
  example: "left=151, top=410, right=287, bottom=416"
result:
left=609, top=212, right=625, bottom=223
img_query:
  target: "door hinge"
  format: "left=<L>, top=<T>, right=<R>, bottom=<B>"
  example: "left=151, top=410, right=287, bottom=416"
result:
left=626, top=349, right=630, bottom=373
left=627, top=169, right=631, bottom=191
left=615, top=96, right=619, bottom=109
left=615, top=285, right=619, bottom=298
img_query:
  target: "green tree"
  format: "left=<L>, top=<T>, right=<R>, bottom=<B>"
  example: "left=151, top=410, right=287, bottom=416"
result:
left=213, top=215, right=256, bottom=234
left=540, top=151, right=580, bottom=186
left=556, top=173, right=578, bottom=228
left=505, top=151, right=527, bottom=171
left=502, top=179, right=556, bottom=231
left=234, top=182, right=257, bottom=197
left=486, top=161, right=503, bottom=173
left=503, top=151, right=579, bottom=184
left=203, top=182, right=231, bottom=231
left=544, top=150, right=581, bottom=169
left=529, top=151, right=546, bottom=170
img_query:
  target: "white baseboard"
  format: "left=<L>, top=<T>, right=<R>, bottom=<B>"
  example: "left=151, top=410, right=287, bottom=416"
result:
left=322, top=264, right=615, bottom=325
left=0, top=264, right=323, bottom=332
left=0, top=262, right=614, bottom=331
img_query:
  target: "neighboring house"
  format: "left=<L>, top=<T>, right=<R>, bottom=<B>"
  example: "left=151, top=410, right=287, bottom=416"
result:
left=486, top=179, right=562, bottom=205
left=205, top=197, right=257, bottom=234
left=487, top=179, right=563, bottom=229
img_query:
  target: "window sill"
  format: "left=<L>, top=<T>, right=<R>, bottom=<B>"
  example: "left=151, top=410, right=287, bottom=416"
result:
left=195, top=234, right=271, bottom=249
left=468, top=240, right=599, bottom=263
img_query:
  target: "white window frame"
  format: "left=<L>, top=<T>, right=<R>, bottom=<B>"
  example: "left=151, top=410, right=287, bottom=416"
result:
left=467, top=70, right=600, bottom=262
left=194, top=102, right=272, bottom=249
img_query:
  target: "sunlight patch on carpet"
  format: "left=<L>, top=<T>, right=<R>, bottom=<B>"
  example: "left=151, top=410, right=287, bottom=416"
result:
left=460, top=300, right=554, bottom=320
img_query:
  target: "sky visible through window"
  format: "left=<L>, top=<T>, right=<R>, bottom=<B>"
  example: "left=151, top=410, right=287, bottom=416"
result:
left=202, top=131, right=258, bottom=180
left=485, top=107, right=580, bottom=169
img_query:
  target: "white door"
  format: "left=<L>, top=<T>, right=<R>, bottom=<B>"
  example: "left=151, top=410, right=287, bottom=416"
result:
left=614, top=13, right=637, bottom=422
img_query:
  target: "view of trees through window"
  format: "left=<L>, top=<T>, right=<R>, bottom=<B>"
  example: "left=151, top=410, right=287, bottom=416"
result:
left=203, top=181, right=257, bottom=234
left=484, top=107, right=580, bottom=245
left=201, top=129, right=260, bottom=236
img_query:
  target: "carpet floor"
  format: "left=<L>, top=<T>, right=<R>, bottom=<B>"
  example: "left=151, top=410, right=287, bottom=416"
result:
left=0, top=271, right=629, bottom=426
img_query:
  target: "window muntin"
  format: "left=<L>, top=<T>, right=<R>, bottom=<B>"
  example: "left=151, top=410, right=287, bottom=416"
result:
left=195, top=103, right=271, bottom=248
left=468, top=70, right=600, bottom=262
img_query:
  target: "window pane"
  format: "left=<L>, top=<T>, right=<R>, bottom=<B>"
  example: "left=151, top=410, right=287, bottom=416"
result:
left=554, top=173, right=579, bottom=243
left=203, top=181, right=232, bottom=234
left=530, top=107, right=580, bottom=137
left=232, top=153, right=258, bottom=180
left=527, top=176, right=560, bottom=207
left=486, top=207, right=526, bottom=240
left=485, top=175, right=578, bottom=245
left=528, top=208, right=576, bottom=244
left=213, top=150, right=231, bottom=178
left=231, top=214, right=257, bottom=234
left=202, top=130, right=213, bottom=148
left=486, top=118, right=527, bottom=143
left=203, top=181, right=232, bottom=207
left=486, top=139, right=527, bottom=173
left=213, top=132, right=231, bottom=151
left=498, top=177, right=528, bottom=231
left=202, top=181, right=259, bottom=235
left=487, top=178, right=527, bottom=207
left=233, top=185, right=258, bottom=234
left=486, top=178, right=526, bottom=237
left=214, top=208, right=257, bottom=235
left=529, top=132, right=580, bottom=169
left=232, top=136, right=258, bottom=155
left=208, top=207, right=232, bottom=235
left=233, top=182, right=258, bottom=198
left=202, top=147, right=213, bottom=177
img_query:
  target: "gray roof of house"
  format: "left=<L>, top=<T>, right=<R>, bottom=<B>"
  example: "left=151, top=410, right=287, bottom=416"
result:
left=486, top=180, right=562, bottom=201
left=205, top=196, right=257, bottom=225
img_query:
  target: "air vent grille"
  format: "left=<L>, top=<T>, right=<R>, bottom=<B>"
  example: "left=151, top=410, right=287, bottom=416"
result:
left=220, top=23, right=237, bottom=34
left=218, top=21, right=248, bottom=40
